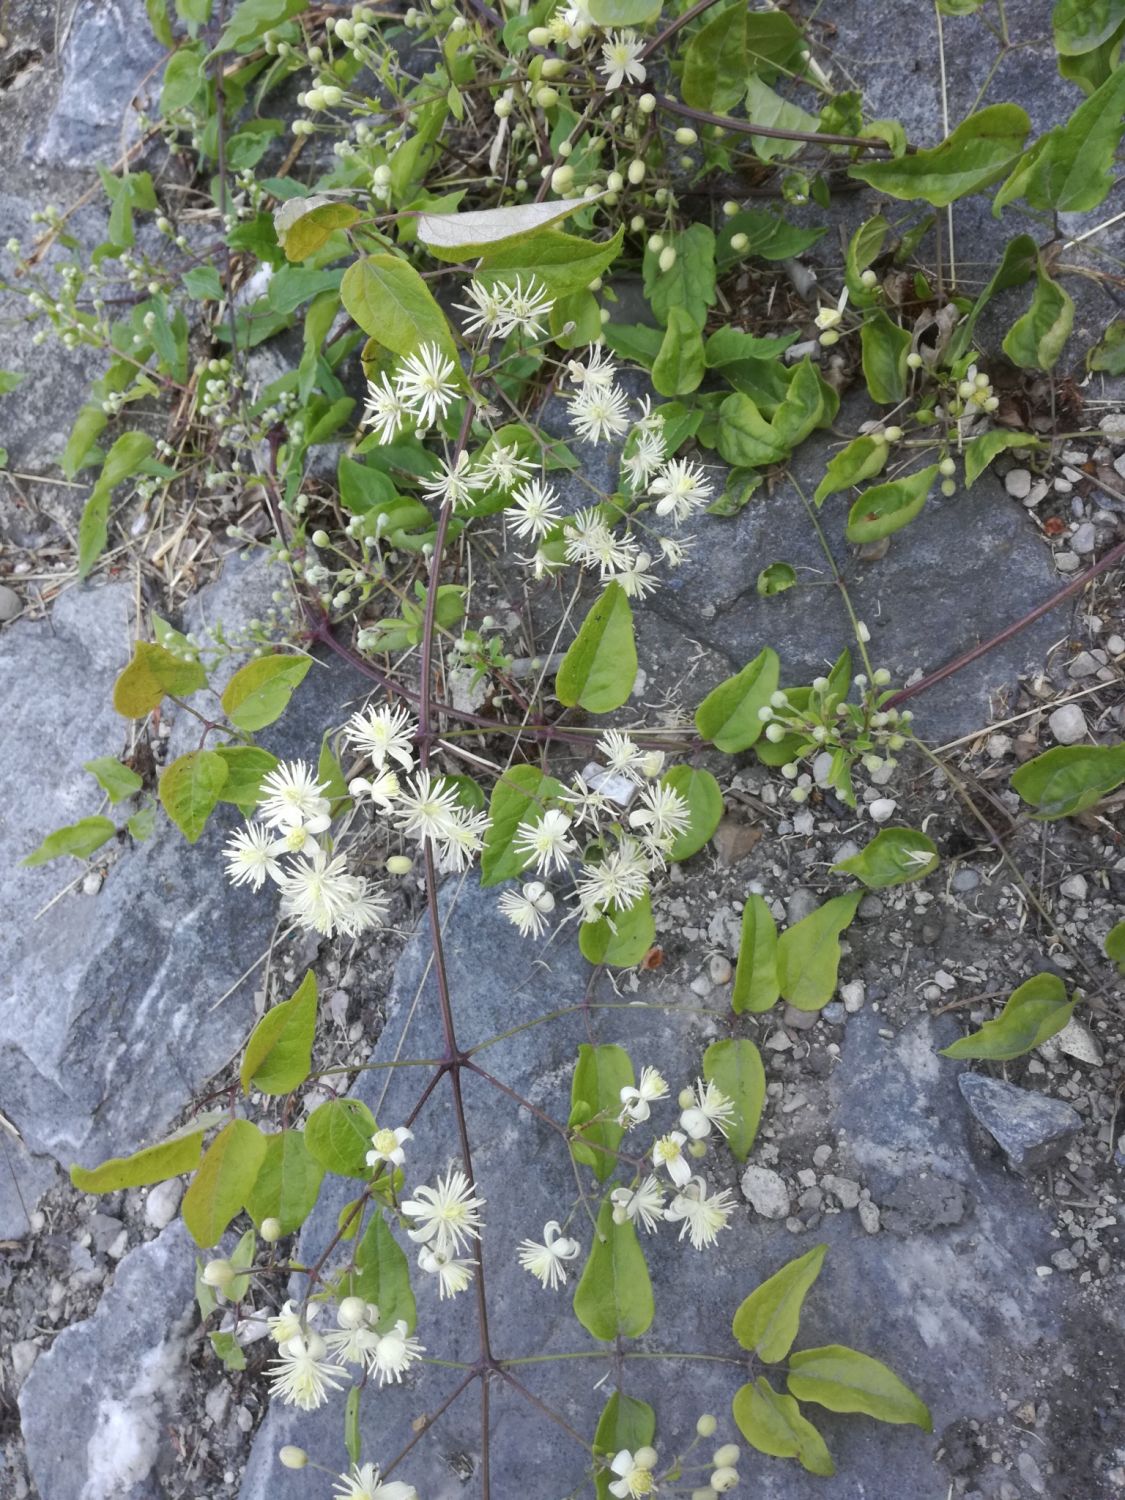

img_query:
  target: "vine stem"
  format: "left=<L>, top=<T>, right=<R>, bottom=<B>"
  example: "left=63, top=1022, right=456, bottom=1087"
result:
left=652, top=93, right=895, bottom=151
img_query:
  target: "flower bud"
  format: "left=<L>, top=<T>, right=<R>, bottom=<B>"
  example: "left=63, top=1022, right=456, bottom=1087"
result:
left=637, top=92, right=656, bottom=113
left=627, top=158, right=646, bottom=184
left=528, top=25, right=551, bottom=44
left=722, top=200, right=739, bottom=217
left=202, top=1258, right=234, bottom=1290
left=386, top=854, right=414, bottom=876
left=730, top=232, right=748, bottom=251
left=674, top=126, right=698, bottom=145
left=906, top=350, right=923, bottom=368
left=658, top=245, right=677, bottom=272
left=337, top=1296, right=367, bottom=1328
left=713, top=1445, right=740, bottom=1468
left=536, top=86, right=559, bottom=109
left=494, top=97, right=512, bottom=118
left=311, top=529, right=330, bottom=548
left=279, top=1447, right=308, bottom=1469
left=630, top=214, right=645, bottom=232
left=320, top=85, right=344, bottom=105
left=765, top=722, right=786, bottom=742
left=938, top=457, right=956, bottom=477
left=635, top=1446, right=659, bottom=1470
left=606, top=170, right=624, bottom=192
left=941, top=478, right=956, bottom=496
left=883, top=425, right=903, bottom=442
left=647, top=233, right=664, bottom=253
left=860, top=268, right=878, bottom=288
left=711, top=1467, right=739, bottom=1492
left=260, top=1217, right=283, bottom=1242
left=697, top=1414, right=718, bottom=1437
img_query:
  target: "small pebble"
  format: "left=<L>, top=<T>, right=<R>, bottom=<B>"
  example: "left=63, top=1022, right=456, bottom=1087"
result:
left=869, top=797, right=896, bottom=823
left=840, top=980, right=866, bottom=1013
left=1068, top=651, right=1099, bottom=679
left=783, top=1003, right=819, bottom=1030
left=1004, top=468, right=1031, bottom=499
left=741, top=1165, right=791, bottom=1220
left=857, top=894, right=884, bottom=921
left=1059, top=873, right=1087, bottom=901
left=1055, top=1015, right=1103, bottom=1066
left=858, top=1200, right=881, bottom=1234
left=145, top=1177, right=184, bottom=1230
left=82, top=871, right=104, bottom=896
left=1048, top=702, right=1087, bottom=744
left=821, top=1173, right=861, bottom=1209
left=951, top=868, right=980, bottom=893
left=986, top=733, right=1012, bottom=759
left=0, top=584, right=21, bottom=621
left=1055, top=550, right=1080, bottom=573
left=690, top=973, right=712, bottom=998
left=708, top=953, right=732, bottom=986
left=1070, top=522, right=1096, bottom=555
left=1106, top=633, right=1124, bottom=656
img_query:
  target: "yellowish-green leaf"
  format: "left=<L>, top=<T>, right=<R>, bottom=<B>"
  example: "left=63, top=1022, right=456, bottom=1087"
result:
left=594, top=1393, right=657, bottom=1500
left=963, top=430, right=1040, bottom=487
left=732, top=1377, right=836, bottom=1476
left=158, top=749, right=228, bottom=843
left=573, top=1197, right=654, bottom=1341
left=221, top=654, right=312, bottom=732
left=305, top=1097, right=378, bottom=1178
left=777, top=892, right=862, bottom=1011
left=1002, top=264, right=1074, bottom=372
left=556, top=582, right=637, bottom=713
left=113, top=640, right=207, bottom=718
left=832, top=827, right=939, bottom=888
left=732, top=1244, right=827, bottom=1360
left=480, top=765, right=565, bottom=886
left=939, top=972, right=1075, bottom=1059
left=244, top=1129, right=325, bottom=1234
left=240, top=971, right=318, bottom=1095
left=660, top=766, right=723, bottom=861
left=787, top=1344, right=933, bottom=1430
left=182, top=1119, right=268, bottom=1247
left=341, top=252, right=458, bottom=365
left=1011, top=742, right=1125, bottom=818
left=850, top=104, right=1030, bottom=205
left=695, top=648, right=780, bottom=753
left=703, top=1038, right=765, bottom=1161
left=70, top=1111, right=223, bottom=1193
left=579, top=890, right=656, bottom=969
left=846, top=466, right=939, bottom=543
left=22, top=816, right=116, bottom=868
left=814, top=435, right=889, bottom=506
left=732, top=893, right=780, bottom=1014
left=351, top=1212, right=417, bottom=1332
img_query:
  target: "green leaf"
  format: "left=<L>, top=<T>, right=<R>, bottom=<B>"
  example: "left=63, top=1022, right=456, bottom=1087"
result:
left=480, top=765, right=565, bottom=885
left=733, top=1377, right=836, bottom=1475
left=215, top=746, right=279, bottom=809
left=158, top=750, right=228, bottom=843
left=579, top=890, right=656, bottom=968
left=78, top=431, right=156, bottom=579
left=213, top=0, right=308, bottom=52
left=963, top=430, right=1041, bottom=486
left=84, top=757, right=143, bottom=804
left=1054, top=0, right=1125, bottom=54
left=643, top=223, right=716, bottom=327
left=660, top=767, right=723, bottom=861
left=814, top=435, right=889, bottom=505
left=569, top=1043, right=633, bottom=1182
left=652, top=306, right=706, bottom=396
left=475, top=226, right=624, bottom=301
left=0, top=370, right=25, bottom=394
left=603, top=322, right=665, bottom=368
left=70, top=1113, right=221, bottom=1192
left=719, top=210, right=826, bottom=267
left=732, top=893, right=781, bottom=1014
left=850, top=104, right=1030, bottom=205
left=845, top=216, right=890, bottom=306
left=833, top=827, right=939, bottom=888
left=787, top=1345, right=933, bottom=1430
left=771, top=358, right=837, bottom=450
left=351, top=1212, right=417, bottom=1332
left=593, top=1393, right=656, bottom=1500
left=744, top=76, right=821, bottom=162
left=682, top=3, right=749, bottom=113
left=1088, top=320, right=1125, bottom=374
left=846, top=466, right=939, bottom=543
left=1002, top=264, right=1074, bottom=371
left=556, top=583, right=637, bottom=713
left=732, top=1244, right=828, bottom=1361
left=1010, top=742, right=1125, bottom=818
left=244, top=1129, right=325, bottom=1234
left=221, top=654, right=312, bottom=732
left=274, top=197, right=361, bottom=262
left=586, top=0, right=661, bottom=22
left=757, top=561, right=797, bottom=597
left=695, top=648, right=781, bottom=753
left=777, top=892, right=862, bottom=1011
left=182, top=1119, right=268, bottom=1247
left=939, top=973, right=1076, bottom=1059
left=948, top=234, right=1038, bottom=364
left=22, top=816, right=116, bottom=867
left=417, top=197, right=597, bottom=259
left=703, top=1038, right=765, bottom=1161
left=240, top=971, right=318, bottom=1095
left=210, top=1330, right=247, bottom=1370
left=161, top=43, right=205, bottom=113
left=113, top=640, right=207, bottom=717
left=62, top=403, right=108, bottom=480
left=860, top=311, right=912, bottom=404
left=345, top=1387, right=362, bottom=1467
left=1106, top=919, right=1125, bottom=976
left=127, top=805, right=157, bottom=842
left=716, top=393, right=790, bottom=469
left=341, top=253, right=458, bottom=365
left=993, top=65, right=1125, bottom=214
left=305, top=1098, right=378, bottom=1178
left=573, top=1198, right=654, bottom=1341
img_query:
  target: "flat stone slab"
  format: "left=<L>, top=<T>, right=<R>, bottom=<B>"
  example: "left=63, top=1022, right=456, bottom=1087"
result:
left=241, top=875, right=1083, bottom=1499
left=19, top=1220, right=197, bottom=1500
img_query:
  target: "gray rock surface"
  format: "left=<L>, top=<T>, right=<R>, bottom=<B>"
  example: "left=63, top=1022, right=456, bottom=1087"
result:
left=240, top=877, right=1086, bottom=1499
left=958, top=1073, right=1083, bottom=1173
left=19, top=1220, right=197, bottom=1500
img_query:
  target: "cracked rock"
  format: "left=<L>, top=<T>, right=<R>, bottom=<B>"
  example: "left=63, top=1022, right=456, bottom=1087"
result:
left=958, top=1073, right=1082, bottom=1173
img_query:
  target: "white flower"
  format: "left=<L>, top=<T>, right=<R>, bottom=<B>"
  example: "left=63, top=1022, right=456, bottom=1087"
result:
left=345, top=703, right=417, bottom=771
left=546, top=2, right=589, bottom=46
left=597, top=729, right=645, bottom=782
left=568, top=381, right=632, bottom=444
left=267, top=1299, right=319, bottom=1346
left=278, top=850, right=386, bottom=937
left=421, top=450, right=487, bottom=510
left=679, top=1078, right=736, bottom=1140
left=619, top=1065, right=670, bottom=1126
left=565, top=508, right=634, bottom=576
left=257, top=760, right=331, bottom=833
left=366, top=1125, right=413, bottom=1170
left=368, top=1319, right=424, bottom=1385
left=363, top=372, right=409, bottom=444
left=349, top=769, right=401, bottom=810
left=498, top=880, right=556, bottom=938
left=506, top=477, right=562, bottom=541
left=394, top=341, right=459, bottom=428
left=575, top=838, right=651, bottom=919
left=566, top=346, right=618, bottom=388
left=324, top=1298, right=380, bottom=1367
left=479, top=441, right=536, bottom=491
left=609, top=1446, right=659, bottom=1498
left=516, top=1220, right=581, bottom=1289
left=621, top=427, right=666, bottom=490
left=333, top=1462, right=418, bottom=1500
left=628, top=783, right=690, bottom=845
left=611, top=550, right=661, bottom=600
left=599, top=30, right=646, bottom=90
left=223, top=822, right=284, bottom=889
left=652, top=1130, right=692, bottom=1187
left=657, top=535, right=692, bottom=568
left=395, top=771, right=462, bottom=844
left=418, top=1245, right=475, bottom=1299
left=664, top=1175, right=736, bottom=1251
left=609, top=1175, right=665, bottom=1233
left=501, top=275, right=554, bottom=338
left=648, top=458, right=713, bottom=525
left=814, top=285, right=849, bottom=332
left=514, top=807, right=576, bottom=877
left=437, top=807, right=487, bottom=873
left=402, top=1167, right=485, bottom=1256
left=268, top=1332, right=344, bottom=1411
left=454, top=279, right=511, bottom=339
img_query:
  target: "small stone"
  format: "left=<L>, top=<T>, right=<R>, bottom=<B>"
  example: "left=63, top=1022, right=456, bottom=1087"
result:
left=1017, top=1452, right=1046, bottom=1495
left=1115, top=450, right=1125, bottom=480
left=1055, top=551, right=1080, bottom=573
left=89, top=1214, right=125, bottom=1256
left=1024, top=478, right=1050, bottom=506
left=690, top=973, right=713, bottom=998
left=82, top=870, right=104, bottom=896
left=0, top=584, right=21, bottom=621
left=1070, top=522, right=1096, bottom=555
left=881, top=1171, right=968, bottom=1234
left=821, top=1002, right=846, bottom=1024
left=145, top=1177, right=183, bottom=1230
left=986, top=733, right=1012, bottom=759
left=1049, top=702, right=1087, bottom=745
left=858, top=1200, right=881, bottom=1234
left=958, top=1073, right=1082, bottom=1173
left=1054, top=1016, right=1103, bottom=1066
left=10, top=1340, right=39, bottom=1391
left=840, top=980, right=866, bottom=1013
left=812, top=1144, right=833, bottom=1168
left=1004, top=468, right=1031, bottom=499
left=764, top=1030, right=792, bottom=1052
left=952, top=868, right=980, bottom=893
left=1058, top=873, right=1087, bottom=901
left=1106, top=633, right=1125, bottom=656
left=1051, top=1249, right=1079, bottom=1272
left=708, top=953, right=732, bottom=986
left=821, top=1174, right=861, bottom=1209
left=1099, top=412, right=1125, bottom=442
left=740, top=1165, right=791, bottom=1220
left=786, top=887, right=819, bottom=924
left=869, top=797, right=896, bottom=823
left=1068, top=651, right=1100, bottom=678
left=857, top=894, right=884, bottom=921
left=782, top=1003, right=819, bottom=1030
left=711, top=817, right=762, bottom=866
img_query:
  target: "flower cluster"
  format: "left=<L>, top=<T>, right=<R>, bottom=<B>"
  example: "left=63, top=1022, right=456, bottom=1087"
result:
left=454, top=274, right=554, bottom=342
left=363, top=341, right=459, bottom=444
left=222, top=760, right=385, bottom=939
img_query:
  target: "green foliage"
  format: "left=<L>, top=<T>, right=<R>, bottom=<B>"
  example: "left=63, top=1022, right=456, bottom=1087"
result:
left=1011, top=742, right=1125, bottom=818
left=939, top=973, right=1076, bottom=1059
left=214, top=0, right=309, bottom=53
left=1002, top=262, right=1074, bottom=371
left=78, top=431, right=156, bottom=579
left=84, top=757, right=143, bottom=804
left=240, top=971, right=318, bottom=1095
left=579, top=890, right=656, bottom=967
left=480, top=766, right=566, bottom=886
left=703, top=1039, right=765, bottom=1161
left=695, top=648, right=781, bottom=753
left=732, top=1378, right=835, bottom=1476
left=114, top=640, right=207, bottom=718
left=659, top=767, right=723, bottom=860
left=341, top=253, right=459, bottom=364
left=70, top=1113, right=220, bottom=1193
left=573, top=1198, right=654, bottom=1341
left=994, top=65, right=1125, bottom=213
left=786, top=1345, right=933, bottom=1430
left=1087, top=320, right=1125, bottom=373
left=850, top=104, right=1030, bottom=204
left=593, top=1393, right=656, bottom=1500
left=1106, top=920, right=1125, bottom=976
left=643, top=224, right=716, bottom=327
left=814, top=435, right=889, bottom=505
left=948, top=234, right=1037, bottom=363
left=846, top=466, right=940, bottom=543
left=776, top=892, right=862, bottom=1010
left=732, top=1244, right=827, bottom=1362
left=860, top=311, right=912, bottom=404
left=182, top=1119, right=268, bottom=1247
left=306, top=1098, right=379, bottom=1178
left=963, top=430, right=1041, bottom=486
left=757, top=562, right=797, bottom=596
left=245, top=1130, right=325, bottom=1234
left=474, top=226, right=624, bottom=299
left=833, top=827, right=939, bottom=887
left=215, top=746, right=280, bottom=810
left=221, top=654, right=312, bottom=732
left=159, top=749, right=229, bottom=843
left=22, top=816, right=116, bottom=867
left=732, top=893, right=781, bottom=1015
left=556, top=583, right=637, bottom=712
left=351, top=1213, right=417, bottom=1332
left=569, top=1043, right=633, bottom=1182
left=652, top=306, right=706, bottom=396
